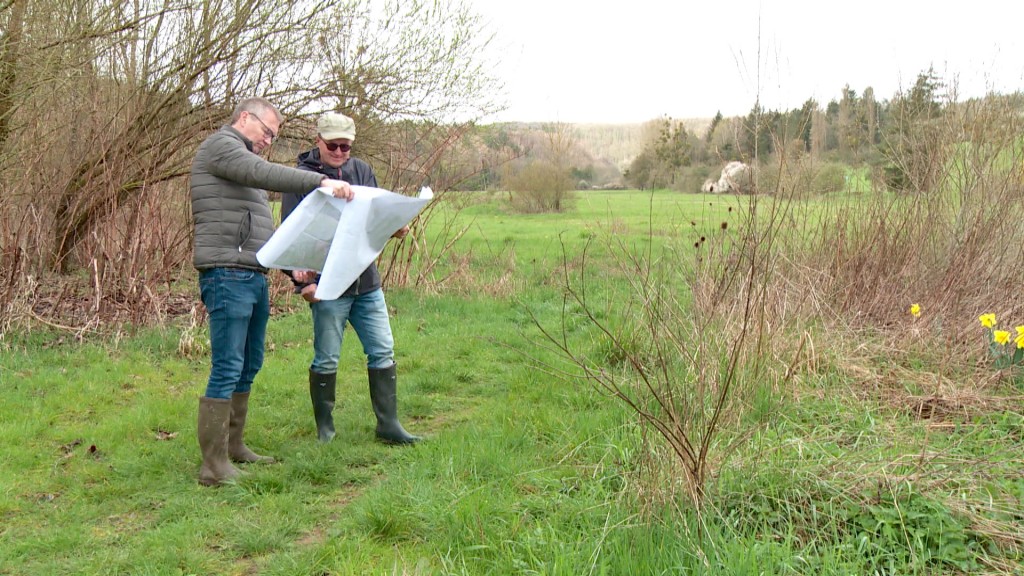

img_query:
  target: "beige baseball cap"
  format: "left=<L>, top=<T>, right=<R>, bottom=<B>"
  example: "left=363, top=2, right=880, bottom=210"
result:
left=317, top=112, right=356, bottom=141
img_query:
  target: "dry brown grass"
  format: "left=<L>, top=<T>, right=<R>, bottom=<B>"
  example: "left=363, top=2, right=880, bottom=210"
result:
left=702, top=95, right=1024, bottom=377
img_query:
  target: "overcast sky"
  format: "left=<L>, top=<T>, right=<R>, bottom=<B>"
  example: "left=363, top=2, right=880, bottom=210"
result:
left=470, top=0, right=1024, bottom=124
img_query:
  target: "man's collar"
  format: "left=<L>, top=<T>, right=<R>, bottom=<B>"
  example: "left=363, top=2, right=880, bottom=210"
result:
left=225, top=125, right=254, bottom=151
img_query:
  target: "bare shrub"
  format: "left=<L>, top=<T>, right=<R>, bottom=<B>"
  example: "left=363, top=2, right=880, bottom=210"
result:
left=529, top=194, right=803, bottom=506
left=811, top=162, right=848, bottom=194
left=505, top=160, right=576, bottom=214
left=675, top=165, right=713, bottom=194
left=757, top=157, right=849, bottom=199
left=504, top=122, right=577, bottom=214
left=0, top=199, right=34, bottom=341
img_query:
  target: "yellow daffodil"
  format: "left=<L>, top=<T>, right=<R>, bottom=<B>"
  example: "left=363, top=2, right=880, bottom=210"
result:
left=1016, top=326, right=1024, bottom=338
left=993, top=330, right=1010, bottom=345
left=909, top=303, right=921, bottom=317
left=979, top=313, right=997, bottom=329
left=1017, top=334, right=1024, bottom=350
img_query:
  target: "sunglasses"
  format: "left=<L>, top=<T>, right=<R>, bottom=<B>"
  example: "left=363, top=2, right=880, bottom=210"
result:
left=324, top=141, right=351, bottom=152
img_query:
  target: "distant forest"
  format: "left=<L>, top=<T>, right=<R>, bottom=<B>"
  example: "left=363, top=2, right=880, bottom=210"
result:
left=451, top=68, right=1022, bottom=195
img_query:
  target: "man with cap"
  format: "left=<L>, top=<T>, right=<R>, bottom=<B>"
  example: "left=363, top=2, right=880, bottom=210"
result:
left=190, top=97, right=355, bottom=486
left=281, top=111, right=421, bottom=445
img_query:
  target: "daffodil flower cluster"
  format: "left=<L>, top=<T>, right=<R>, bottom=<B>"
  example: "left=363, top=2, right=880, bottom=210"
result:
left=978, top=313, right=1024, bottom=369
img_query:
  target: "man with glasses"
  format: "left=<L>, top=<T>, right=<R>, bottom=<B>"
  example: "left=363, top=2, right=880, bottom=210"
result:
left=282, top=112, right=421, bottom=446
left=190, top=97, right=356, bottom=486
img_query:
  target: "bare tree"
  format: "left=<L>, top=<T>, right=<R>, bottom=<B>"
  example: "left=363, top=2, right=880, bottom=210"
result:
left=293, top=0, right=503, bottom=184
left=810, top=105, right=826, bottom=159
left=0, top=0, right=505, bottom=331
left=0, top=0, right=27, bottom=149
left=47, top=0, right=350, bottom=271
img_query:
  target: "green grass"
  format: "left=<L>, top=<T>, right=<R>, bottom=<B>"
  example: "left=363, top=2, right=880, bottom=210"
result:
left=2, top=189, right=1021, bottom=574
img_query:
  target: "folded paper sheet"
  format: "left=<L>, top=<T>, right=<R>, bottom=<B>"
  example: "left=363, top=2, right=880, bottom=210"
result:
left=257, top=186, right=431, bottom=300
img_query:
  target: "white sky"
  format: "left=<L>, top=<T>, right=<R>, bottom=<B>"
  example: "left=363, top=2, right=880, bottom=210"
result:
left=471, top=0, right=1024, bottom=124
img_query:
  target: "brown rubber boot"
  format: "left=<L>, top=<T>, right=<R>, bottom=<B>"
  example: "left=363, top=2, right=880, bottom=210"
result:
left=198, top=397, right=240, bottom=486
left=228, top=392, right=275, bottom=464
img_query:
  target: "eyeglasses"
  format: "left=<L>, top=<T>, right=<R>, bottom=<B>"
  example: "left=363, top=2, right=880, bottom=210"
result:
left=323, top=141, right=351, bottom=152
left=248, top=113, right=277, bottom=142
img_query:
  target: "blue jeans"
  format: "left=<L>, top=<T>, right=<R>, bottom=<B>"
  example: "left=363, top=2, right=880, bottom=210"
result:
left=310, top=288, right=395, bottom=374
left=199, top=268, right=270, bottom=399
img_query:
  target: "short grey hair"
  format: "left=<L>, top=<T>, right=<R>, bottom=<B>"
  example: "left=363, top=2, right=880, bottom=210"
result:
left=231, top=97, right=282, bottom=124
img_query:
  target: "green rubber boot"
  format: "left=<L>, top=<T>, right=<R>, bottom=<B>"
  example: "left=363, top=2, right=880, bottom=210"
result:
left=368, top=364, right=421, bottom=445
left=309, top=370, right=337, bottom=442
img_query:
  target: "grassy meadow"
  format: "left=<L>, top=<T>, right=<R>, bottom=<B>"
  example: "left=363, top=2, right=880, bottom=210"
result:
left=1, top=189, right=1022, bottom=575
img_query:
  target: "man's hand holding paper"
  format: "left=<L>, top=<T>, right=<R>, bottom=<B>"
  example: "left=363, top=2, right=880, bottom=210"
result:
left=320, top=179, right=354, bottom=200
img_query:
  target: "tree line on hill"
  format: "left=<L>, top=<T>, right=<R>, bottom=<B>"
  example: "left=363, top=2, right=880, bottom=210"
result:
left=427, top=67, right=1020, bottom=204
left=623, top=68, right=1024, bottom=195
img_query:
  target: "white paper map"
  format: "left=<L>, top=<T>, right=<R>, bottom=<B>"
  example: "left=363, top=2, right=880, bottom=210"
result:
left=257, top=185, right=432, bottom=300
